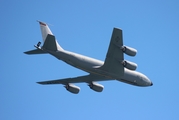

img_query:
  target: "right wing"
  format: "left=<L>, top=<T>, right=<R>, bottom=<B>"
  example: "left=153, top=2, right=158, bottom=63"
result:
left=37, top=74, right=111, bottom=85
left=99, top=28, right=124, bottom=77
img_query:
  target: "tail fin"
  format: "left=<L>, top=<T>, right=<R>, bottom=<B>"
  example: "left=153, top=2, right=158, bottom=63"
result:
left=38, top=21, right=53, bottom=42
left=38, top=21, right=63, bottom=51
left=24, top=21, right=63, bottom=55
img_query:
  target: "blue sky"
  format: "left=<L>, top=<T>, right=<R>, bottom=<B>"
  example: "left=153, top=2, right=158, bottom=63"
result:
left=1, top=0, right=179, bottom=120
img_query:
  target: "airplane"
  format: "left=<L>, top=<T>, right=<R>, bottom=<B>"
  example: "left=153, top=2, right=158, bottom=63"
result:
left=24, top=21, right=153, bottom=94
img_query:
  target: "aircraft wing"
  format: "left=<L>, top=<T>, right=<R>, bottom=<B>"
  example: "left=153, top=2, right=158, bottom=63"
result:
left=37, top=74, right=111, bottom=85
left=100, top=28, right=124, bottom=77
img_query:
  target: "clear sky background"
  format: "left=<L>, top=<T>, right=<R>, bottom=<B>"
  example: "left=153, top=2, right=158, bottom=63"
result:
left=1, top=0, right=179, bottom=120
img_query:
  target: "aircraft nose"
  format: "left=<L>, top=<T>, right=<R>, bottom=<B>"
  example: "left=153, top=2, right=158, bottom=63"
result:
left=142, top=74, right=153, bottom=86
left=150, top=82, right=153, bottom=86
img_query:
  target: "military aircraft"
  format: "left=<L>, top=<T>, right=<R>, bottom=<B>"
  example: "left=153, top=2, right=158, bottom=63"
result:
left=24, top=21, right=153, bottom=94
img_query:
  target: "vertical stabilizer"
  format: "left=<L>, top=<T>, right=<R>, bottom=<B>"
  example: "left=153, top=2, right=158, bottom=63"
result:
left=37, top=21, right=63, bottom=51
left=38, top=21, right=53, bottom=42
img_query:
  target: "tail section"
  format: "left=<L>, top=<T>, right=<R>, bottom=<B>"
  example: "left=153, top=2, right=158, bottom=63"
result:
left=38, top=21, right=63, bottom=51
left=24, top=21, right=63, bottom=55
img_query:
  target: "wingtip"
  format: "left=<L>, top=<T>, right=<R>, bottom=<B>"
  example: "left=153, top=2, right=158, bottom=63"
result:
left=23, top=51, right=30, bottom=55
left=114, top=27, right=122, bottom=31
left=36, top=82, right=42, bottom=84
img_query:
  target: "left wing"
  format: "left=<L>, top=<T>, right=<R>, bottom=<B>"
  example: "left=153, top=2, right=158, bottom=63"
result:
left=37, top=74, right=111, bottom=85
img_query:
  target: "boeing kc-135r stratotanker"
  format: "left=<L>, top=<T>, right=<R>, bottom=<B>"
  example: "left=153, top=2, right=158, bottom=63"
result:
left=24, top=21, right=153, bottom=94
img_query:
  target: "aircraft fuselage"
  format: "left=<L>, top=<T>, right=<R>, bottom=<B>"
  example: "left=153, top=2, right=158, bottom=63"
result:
left=48, top=49, right=152, bottom=87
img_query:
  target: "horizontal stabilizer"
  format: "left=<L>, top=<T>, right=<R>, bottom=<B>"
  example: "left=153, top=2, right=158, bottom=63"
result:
left=43, top=34, right=58, bottom=51
left=24, top=49, right=47, bottom=55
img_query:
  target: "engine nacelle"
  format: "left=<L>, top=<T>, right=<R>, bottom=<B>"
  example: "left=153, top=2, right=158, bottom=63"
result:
left=88, top=82, right=104, bottom=92
left=65, top=84, right=80, bottom=94
left=122, top=60, right=137, bottom=70
left=121, top=46, right=137, bottom=56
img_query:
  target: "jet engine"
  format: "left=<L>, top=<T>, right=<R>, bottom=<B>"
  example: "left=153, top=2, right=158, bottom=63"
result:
left=121, top=46, right=137, bottom=56
left=64, top=84, right=80, bottom=94
left=122, top=60, right=137, bottom=70
left=88, top=82, right=104, bottom=92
